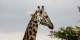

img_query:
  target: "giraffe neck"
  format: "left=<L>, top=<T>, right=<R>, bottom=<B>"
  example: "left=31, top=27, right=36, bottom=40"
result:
left=23, top=17, right=38, bottom=40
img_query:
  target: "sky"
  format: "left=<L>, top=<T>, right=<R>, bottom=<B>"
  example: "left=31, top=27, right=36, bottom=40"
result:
left=0, top=0, right=80, bottom=40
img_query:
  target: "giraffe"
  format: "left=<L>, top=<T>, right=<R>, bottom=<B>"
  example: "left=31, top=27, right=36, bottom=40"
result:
left=23, top=6, right=54, bottom=40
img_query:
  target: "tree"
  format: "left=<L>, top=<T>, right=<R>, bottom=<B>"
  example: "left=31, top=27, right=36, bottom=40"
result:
left=49, top=26, right=80, bottom=40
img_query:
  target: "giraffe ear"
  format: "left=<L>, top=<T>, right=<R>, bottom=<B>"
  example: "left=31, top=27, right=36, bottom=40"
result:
left=27, top=12, right=34, bottom=17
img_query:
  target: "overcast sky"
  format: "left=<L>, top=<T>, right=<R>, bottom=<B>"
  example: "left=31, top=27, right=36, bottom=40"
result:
left=0, top=0, right=80, bottom=40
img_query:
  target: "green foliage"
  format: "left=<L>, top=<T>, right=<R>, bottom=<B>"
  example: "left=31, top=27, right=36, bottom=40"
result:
left=49, top=25, right=80, bottom=40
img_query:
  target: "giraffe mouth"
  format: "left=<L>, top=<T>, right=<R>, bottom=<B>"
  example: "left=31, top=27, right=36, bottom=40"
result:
left=40, top=22, right=54, bottom=29
left=48, top=24, right=54, bottom=30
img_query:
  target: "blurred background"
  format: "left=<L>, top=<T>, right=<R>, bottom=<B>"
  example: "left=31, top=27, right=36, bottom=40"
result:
left=0, top=0, right=80, bottom=40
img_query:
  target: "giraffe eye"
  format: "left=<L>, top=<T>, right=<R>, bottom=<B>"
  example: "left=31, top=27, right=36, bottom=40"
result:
left=45, top=16, right=48, bottom=18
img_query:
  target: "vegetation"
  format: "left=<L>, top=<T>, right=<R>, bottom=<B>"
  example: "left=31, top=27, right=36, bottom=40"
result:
left=49, top=25, right=80, bottom=40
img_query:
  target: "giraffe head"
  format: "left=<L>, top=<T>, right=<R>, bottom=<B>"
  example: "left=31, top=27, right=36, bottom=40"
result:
left=29, top=6, right=53, bottom=30
left=32, top=6, right=53, bottom=29
left=39, top=6, right=53, bottom=29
